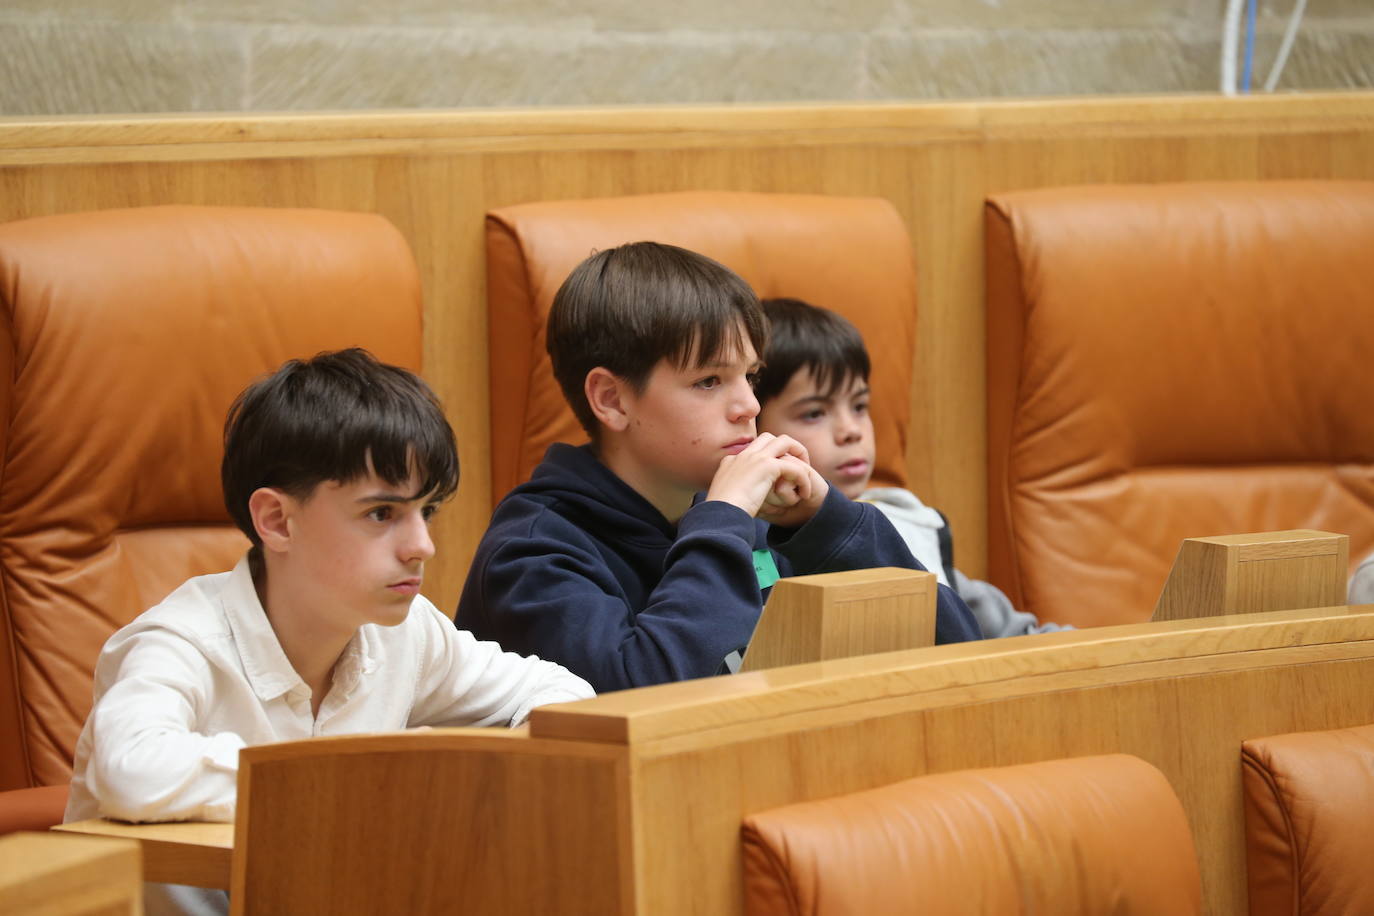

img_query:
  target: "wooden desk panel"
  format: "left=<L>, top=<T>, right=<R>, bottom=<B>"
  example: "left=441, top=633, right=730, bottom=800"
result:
left=54, top=818, right=232, bottom=890
left=32, top=606, right=1374, bottom=915
left=1, top=831, right=142, bottom=914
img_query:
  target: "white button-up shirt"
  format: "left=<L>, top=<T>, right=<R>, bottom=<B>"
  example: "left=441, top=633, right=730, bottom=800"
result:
left=66, top=554, right=593, bottom=825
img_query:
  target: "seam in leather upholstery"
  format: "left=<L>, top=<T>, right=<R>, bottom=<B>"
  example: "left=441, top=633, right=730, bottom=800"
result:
left=1242, top=750, right=1302, bottom=914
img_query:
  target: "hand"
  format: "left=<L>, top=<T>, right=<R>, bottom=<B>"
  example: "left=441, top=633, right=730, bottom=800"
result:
left=757, top=455, right=829, bottom=528
left=705, top=433, right=813, bottom=518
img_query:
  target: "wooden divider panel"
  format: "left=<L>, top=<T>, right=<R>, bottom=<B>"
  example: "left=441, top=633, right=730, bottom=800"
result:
left=741, top=568, right=936, bottom=672
left=1154, top=530, right=1349, bottom=622
left=231, top=729, right=632, bottom=916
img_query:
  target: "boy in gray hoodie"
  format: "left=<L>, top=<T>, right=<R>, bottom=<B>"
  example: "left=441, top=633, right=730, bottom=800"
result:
left=754, top=298, right=1067, bottom=638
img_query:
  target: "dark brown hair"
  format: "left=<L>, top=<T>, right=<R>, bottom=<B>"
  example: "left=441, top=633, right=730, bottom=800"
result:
left=222, top=348, right=458, bottom=547
left=547, top=241, right=767, bottom=436
left=753, top=298, right=870, bottom=408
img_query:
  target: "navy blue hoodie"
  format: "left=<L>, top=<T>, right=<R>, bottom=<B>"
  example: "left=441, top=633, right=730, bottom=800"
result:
left=456, top=444, right=980, bottom=693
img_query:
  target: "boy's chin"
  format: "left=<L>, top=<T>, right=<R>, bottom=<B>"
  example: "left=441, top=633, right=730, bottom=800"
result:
left=837, top=480, right=869, bottom=500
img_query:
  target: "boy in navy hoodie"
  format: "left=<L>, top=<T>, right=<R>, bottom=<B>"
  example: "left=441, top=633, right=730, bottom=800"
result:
left=456, top=243, right=980, bottom=692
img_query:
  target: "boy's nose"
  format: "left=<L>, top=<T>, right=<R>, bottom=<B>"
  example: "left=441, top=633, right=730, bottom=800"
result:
left=400, top=514, right=436, bottom=562
left=836, top=411, right=863, bottom=443
left=732, top=379, right=761, bottom=422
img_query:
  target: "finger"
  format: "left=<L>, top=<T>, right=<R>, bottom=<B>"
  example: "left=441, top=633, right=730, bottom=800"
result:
left=776, top=455, right=814, bottom=501
left=766, top=480, right=800, bottom=507
left=740, top=433, right=805, bottom=462
left=770, top=434, right=811, bottom=465
left=758, top=498, right=790, bottom=521
left=736, top=432, right=774, bottom=456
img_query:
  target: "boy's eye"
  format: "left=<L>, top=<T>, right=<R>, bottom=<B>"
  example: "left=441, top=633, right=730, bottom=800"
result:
left=694, top=375, right=721, bottom=390
left=746, top=372, right=761, bottom=388
left=367, top=506, right=393, bottom=522
left=421, top=504, right=439, bottom=522
left=800, top=408, right=826, bottom=422
left=854, top=400, right=870, bottom=415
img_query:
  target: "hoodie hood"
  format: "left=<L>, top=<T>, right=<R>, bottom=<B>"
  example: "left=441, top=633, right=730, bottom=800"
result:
left=509, top=443, right=682, bottom=546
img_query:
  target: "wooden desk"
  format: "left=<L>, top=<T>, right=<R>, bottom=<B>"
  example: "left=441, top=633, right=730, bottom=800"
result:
left=45, top=729, right=534, bottom=893
left=0, top=831, right=142, bottom=915
left=54, top=818, right=233, bottom=889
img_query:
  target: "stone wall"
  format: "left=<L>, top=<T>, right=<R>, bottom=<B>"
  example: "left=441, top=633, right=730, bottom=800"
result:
left=2, top=0, right=1371, bottom=115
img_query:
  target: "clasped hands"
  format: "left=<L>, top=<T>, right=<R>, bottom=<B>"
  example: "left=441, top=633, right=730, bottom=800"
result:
left=706, top=432, right=829, bottom=527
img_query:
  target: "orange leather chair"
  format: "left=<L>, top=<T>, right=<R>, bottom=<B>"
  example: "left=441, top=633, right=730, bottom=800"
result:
left=741, top=753, right=1202, bottom=915
left=0, top=205, right=422, bottom=834
left=1242, top=723, right=1374, bottom=915
left=485, top=191, right=920, bottom=503
left=986, top=181, right=1374, bottom=627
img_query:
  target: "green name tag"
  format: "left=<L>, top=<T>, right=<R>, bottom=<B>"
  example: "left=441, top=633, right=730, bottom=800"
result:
left=752, top=549, right=780, bottom=591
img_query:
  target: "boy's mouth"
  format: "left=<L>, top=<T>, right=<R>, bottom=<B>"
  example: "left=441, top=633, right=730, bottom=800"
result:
left=723, top=437, right=754, bottom=455
left=388, top=577, right=422, bottom=596
left=837, top=459, right=870, bottom=477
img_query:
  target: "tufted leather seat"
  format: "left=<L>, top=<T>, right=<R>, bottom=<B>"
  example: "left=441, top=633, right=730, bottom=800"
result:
left=485, top=191, right=921, bottom=502
left=1242, top=722, right=1374, bottom=915
left=0, top=205, right=422, bottom=833
left=742, top=753, right=1202, bottom=915
left=985, top=181, right=1374, bottom=626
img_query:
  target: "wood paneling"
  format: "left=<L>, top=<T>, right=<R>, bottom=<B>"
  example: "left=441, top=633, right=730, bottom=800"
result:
left=48, top=606, right=1374, bottom=915
left=532, top=606, right=1374, bottom=915
left=231, top=729, right=631, bottom=916
left=4, top=93, right=1374, bottom=604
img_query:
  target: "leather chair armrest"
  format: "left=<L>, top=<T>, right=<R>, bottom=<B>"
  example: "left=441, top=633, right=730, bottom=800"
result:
left=0, top=784, right=70, bottom=836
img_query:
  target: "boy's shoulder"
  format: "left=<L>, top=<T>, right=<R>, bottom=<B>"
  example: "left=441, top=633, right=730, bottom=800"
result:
left=859, top=486, right=927, bottom=510
left=859, top=487, right=946, bottom=526
left=487, top=443, right=670, bottom=547
left=121, top=568, right=237, bottom=639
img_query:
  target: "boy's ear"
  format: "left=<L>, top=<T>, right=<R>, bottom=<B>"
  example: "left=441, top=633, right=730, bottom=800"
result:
left=248, top=487, right=294, bottom=554
left=585, top=367, right=631, bottom=433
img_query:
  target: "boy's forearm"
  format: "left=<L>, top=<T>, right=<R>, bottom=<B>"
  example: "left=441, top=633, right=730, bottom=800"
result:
left=79, top=633, right=244, bottom=824
left=471, top=502, right=765, bottom=693
left=86, top=728, right=241, bottom=823
left=416, top=615, right=595, bottom=726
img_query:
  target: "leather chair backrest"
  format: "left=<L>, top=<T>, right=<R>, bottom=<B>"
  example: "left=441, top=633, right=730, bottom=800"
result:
left=985, top=181, right=1374, bottom=626
left=1242, top=722, right=1374, bottom=916
left=0, top=205, right=421, bottom=791
left=485, top=191, right=919, bottom=503
left=741, top=753, right=1202, bottom=915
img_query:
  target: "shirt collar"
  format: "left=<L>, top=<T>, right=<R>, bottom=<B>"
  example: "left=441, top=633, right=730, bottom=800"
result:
left=330, top=626, right=380, bottom=698
left=220, top=554, right=381, bottom=702
left=221, top=554, right=306, bottom=702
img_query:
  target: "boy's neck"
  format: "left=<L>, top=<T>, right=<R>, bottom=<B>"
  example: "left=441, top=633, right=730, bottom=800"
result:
left=252, top=558, right=355, bottom=717
left=593, top=440, right=695, bottom=524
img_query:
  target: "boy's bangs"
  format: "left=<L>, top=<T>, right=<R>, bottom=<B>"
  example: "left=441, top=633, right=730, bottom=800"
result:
left=806, top=353, right=870, bottom=400
left=666, top=312, right=752, bottom=371
left=223, top=348, right=460, bottom=548
left=336, top=401, right=459, bottom=504
left=659, top=282, right=767, bottom=373
left=753, top=298, right=870, bottom=407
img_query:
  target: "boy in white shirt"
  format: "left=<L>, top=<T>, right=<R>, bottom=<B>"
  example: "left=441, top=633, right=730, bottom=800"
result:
left=66, top=347, right=592, bottom=829
left=754, top=298, right=1067, bottom=638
